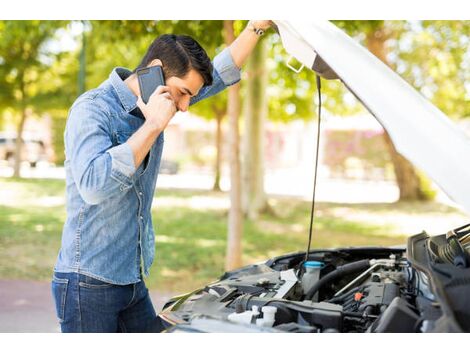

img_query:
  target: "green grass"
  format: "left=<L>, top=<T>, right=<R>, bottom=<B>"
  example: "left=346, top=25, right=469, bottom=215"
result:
left=1, top=177, right=468, bottom=293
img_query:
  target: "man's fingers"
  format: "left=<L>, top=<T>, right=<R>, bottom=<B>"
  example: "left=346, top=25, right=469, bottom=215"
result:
left=153, top=85, right=171, bottom=96
left=161, top=92, right=173, bottom=100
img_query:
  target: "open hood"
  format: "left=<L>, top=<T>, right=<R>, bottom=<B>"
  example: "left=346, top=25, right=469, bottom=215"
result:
left=274, top=20, right=470, bottom=215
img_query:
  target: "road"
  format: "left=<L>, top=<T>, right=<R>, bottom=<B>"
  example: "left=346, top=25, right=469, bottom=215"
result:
left=0, top=279, right=175, bottom=333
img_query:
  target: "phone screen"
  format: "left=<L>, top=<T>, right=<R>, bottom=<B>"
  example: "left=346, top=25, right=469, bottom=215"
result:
left=136, top=66, right=165, bottom=104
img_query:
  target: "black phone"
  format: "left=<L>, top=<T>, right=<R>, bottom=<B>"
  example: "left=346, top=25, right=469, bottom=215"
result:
left=136, top=65, right=165, bottom=104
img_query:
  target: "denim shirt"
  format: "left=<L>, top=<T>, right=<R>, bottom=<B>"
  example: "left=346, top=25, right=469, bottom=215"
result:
left=54, top=48, right=240, bottom=285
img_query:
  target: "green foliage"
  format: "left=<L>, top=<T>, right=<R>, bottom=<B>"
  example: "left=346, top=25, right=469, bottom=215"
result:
left=1, top=20, right=469, bottom=167
left=269, top=20, right=470, bottom=122
left=392, top=21, right=470, bottom=118
left=417, top=171, right=438, bottom=201
left=333, top=20, right=470, bottom=120
left=82, top=21, right=225, bottom=90
left=0, top=21, right=69, bottom=114
left=267, top=27, right=367, bottom=123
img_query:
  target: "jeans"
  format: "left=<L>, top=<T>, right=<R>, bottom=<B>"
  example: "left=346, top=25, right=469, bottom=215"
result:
left=51, top=272, right=165, bottom=332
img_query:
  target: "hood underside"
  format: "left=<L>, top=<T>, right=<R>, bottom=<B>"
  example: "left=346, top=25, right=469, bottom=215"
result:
left=274, top=20, right=470, bottom=215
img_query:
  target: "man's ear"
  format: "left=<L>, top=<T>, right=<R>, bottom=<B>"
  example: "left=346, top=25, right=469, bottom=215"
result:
left=148, top=59, right=163, bottom=67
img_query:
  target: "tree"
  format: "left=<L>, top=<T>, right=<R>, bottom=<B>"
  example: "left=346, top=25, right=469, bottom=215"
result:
left=170, top=21, right=228, bottom=191
left=224, top=20, right=243, bottom=271
left=394, top=21, right=470, bottom=119
left=260, top=20, right=470, bottom=202
left=362, top=21, right=428, bottom=200
left=242, top=36, right=269, bottom=219
left=191, top=91, right=228, bottom=191
left=0, top=20, right=67, bottom=177
left=330, top=21, right=444, bottom=200
left=333, top=21, right=470, bottom=200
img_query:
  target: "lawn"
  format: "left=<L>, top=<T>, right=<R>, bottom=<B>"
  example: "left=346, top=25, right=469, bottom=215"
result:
left=0, top=176, right=468, bottom=293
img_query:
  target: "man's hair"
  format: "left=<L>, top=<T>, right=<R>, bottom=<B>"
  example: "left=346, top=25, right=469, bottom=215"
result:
left=134, top=34, right=213, bottom=86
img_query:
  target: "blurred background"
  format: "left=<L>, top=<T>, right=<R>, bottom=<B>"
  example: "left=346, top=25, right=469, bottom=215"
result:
left=0, top=20, right=469, bottom=331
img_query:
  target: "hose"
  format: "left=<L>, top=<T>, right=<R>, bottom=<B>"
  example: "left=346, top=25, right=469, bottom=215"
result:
left=304, top=259, right=370, bottom=301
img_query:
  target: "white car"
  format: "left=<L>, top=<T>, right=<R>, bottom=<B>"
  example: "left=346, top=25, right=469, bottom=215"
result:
left=157, top=21, right=470, bottom=333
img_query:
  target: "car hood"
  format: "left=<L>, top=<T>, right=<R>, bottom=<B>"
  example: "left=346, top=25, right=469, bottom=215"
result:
left=274, top=20, right=470, bottom=215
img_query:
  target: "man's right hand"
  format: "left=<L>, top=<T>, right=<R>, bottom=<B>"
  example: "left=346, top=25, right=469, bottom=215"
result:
left=128, top=86, right=176, bottom=169
left=137, top=85, right=177, bottom=133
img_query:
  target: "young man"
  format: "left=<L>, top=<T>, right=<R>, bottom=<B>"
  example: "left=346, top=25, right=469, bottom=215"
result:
left=51, top=20, right=271, bottom=333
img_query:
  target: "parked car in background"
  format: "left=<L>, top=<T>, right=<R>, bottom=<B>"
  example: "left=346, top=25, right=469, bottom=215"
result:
left=0, top=133, right=48, bottom=168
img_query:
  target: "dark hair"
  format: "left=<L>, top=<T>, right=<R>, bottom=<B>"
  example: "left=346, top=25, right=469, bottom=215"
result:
left=134, top=34, right=213, bottom=86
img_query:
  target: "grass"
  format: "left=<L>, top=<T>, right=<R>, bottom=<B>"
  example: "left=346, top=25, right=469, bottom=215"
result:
left=0, top=176, right=468, bottom=293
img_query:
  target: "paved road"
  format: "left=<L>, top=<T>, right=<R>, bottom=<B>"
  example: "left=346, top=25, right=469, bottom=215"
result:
left=0, top=279, right=175, bottom=332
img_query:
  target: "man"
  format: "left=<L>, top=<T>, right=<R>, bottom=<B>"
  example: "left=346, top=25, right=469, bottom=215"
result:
left=51, top=20, right=271, bottom=333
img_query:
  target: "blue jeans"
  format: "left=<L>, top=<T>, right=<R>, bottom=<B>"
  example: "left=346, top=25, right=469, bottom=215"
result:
left=51, top=272, right=165, bottom=332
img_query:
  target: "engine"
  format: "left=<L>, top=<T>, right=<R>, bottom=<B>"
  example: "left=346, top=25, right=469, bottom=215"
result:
left=160, top=247, right=444, bottom=333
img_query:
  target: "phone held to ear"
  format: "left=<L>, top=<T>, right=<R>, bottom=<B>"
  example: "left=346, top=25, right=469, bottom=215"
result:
left=136, top=66, right=165, bottom=104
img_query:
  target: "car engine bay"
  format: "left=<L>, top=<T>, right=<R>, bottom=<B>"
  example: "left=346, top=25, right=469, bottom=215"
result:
left=160, top=224, right=470, bottom=333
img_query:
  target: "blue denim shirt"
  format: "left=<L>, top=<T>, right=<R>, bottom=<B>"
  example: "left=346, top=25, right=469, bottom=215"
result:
left=54, top=48, right=240, bottom=285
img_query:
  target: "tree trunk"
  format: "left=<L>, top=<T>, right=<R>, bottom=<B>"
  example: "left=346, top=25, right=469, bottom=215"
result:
left=242, top=37, right=269, bottom=220
left=366, top=26, right=424, bottom=200
left=382, top=132, right=426, bottom=200
left=78, top=21, right=87, bottom=95
left=212, top=109, right=224, bottom=192
left=13, top=108, right=27, bottom=178
left=224, top=20, right=243, bottom=271
left=13, top=73, right=26, bottom=178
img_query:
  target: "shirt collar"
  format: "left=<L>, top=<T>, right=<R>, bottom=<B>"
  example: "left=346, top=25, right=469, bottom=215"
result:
left=109, top=67, right=138, bottom=113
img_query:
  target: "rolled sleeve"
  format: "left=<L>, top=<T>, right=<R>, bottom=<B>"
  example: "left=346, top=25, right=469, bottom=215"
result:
left=65, top=98, right=136, bottom=205
left=213, top=47, right=241, bottom=86
left=107, top=142, right=136, bottom=188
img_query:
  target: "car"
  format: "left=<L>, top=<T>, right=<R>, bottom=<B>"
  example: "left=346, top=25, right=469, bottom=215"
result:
left=157, top=21, right=470, bottom=333
left=0, top=133, right=47, bottom=168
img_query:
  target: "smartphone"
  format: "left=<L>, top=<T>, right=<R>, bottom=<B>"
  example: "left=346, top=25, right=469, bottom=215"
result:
left=136, top=65, right=165, bottom=104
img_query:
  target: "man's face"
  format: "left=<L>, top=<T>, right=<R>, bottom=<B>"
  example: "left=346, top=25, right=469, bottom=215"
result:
left=165, top=69, right=204, bottom=112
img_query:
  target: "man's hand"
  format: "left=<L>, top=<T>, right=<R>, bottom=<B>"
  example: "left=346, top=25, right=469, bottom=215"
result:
left=137, top=85, right=177, bottom=133
left=127, top=86, right=177, bottom=169
left=229, top=20, right=273, bottom=68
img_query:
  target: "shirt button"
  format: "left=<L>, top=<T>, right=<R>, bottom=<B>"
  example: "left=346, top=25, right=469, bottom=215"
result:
left=139, top=192, right=143, bottom=196
left=140, top=216, right=144, bottom=220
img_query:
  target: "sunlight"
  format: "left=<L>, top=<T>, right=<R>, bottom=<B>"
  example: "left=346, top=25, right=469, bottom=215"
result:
left=152, top=196, right=229, bottom=211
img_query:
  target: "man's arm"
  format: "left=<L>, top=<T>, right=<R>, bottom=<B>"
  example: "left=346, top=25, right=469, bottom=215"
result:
left=66, top=99, right=137, bottom=205
left=66, top=86, right=176, bottom=205
left=190, top=20, right=272, bottom=106
left=229, top=20, right=272, bottom=68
